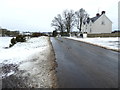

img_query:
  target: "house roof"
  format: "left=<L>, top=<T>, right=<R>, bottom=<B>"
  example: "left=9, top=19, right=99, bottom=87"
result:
left=84, top=15, right=101, bottom=24
left=83, top=11, right=112, bottom=25
left=90, top=15, right=101, bottom=22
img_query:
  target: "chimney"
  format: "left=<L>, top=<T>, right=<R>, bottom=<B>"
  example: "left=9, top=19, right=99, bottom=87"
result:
left=96, top=13, right=100, bottom=17
left=101, top=11, right=105, bottom=15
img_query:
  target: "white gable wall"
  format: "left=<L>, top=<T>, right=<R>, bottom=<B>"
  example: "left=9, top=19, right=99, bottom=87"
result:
left=90, top=14, right=112, bottom=34
left=82, top=14, right=112, bottom=34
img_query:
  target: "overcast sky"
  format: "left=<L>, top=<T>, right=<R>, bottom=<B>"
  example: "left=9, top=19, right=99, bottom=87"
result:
left=0, top=0, right=119, bottom=32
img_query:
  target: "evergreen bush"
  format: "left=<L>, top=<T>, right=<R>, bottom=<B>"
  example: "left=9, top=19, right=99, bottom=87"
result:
left=9, top=35, right=26, bottom=47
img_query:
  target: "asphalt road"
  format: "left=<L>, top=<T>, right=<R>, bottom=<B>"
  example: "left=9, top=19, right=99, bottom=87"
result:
left=50, top=37, right=118, bottom=88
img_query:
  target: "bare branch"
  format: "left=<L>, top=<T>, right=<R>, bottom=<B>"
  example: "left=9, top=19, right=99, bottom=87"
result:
left=75, top=8, right=89, bottom=32
left=51, top=14, right=65, bottom=33
left=63, top=9, right=75, bottom=33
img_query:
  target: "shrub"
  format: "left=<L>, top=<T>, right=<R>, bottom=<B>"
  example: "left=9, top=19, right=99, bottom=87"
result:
left=11, top=37, right=16, bottom=44
left=16, top=35, right=26, bottom=42
left=31, top=33, right=41, bottom=37
left=9, top=35, right=26, bottom=47
left=52, top=30, right=58, bottom=37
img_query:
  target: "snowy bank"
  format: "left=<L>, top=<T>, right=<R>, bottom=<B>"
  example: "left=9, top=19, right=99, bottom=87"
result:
left=0, top=36, right=49, bottom=64
left=0, top=36, right=57, bottom=88
left=0, top=37, right=13, bottom=48
left=66, top=37, right=119, bottom=51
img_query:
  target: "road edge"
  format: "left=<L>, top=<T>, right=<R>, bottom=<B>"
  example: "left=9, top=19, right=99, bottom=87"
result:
left=65, top=37, right=120, bottom=52
left=48, top=37, right=58, bottom=88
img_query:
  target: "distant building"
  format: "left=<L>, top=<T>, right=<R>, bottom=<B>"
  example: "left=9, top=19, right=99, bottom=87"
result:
left=42, top=32, right=52, bottom=36
left=21, top=32, right=32, bottom=35
left=118, top=1, right=120, bottom=30
left=82, top=11, right=112, bottom=34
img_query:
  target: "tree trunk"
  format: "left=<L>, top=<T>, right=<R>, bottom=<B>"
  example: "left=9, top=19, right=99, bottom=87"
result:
left=79, top=18, right=82, bottom=32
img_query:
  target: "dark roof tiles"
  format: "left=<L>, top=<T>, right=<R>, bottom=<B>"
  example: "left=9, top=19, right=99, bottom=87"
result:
left=91, top=15, right=101, bottom=22
left=83, top=15, right=101, bottom=25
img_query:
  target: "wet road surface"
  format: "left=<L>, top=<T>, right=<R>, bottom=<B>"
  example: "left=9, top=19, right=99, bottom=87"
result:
left=50, top=37, right=118, bottom=88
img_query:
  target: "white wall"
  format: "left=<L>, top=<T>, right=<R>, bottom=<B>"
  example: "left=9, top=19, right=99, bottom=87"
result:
left=90, top=14, right=112, bottom=34
left=87, top=21, right=92, bottom=33
left=82, top=14, right=112, bottom=34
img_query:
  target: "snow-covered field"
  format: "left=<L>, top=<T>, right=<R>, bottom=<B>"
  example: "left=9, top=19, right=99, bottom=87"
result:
left=0, top=37, right=49, bottom=64
left=0, top=36, right=57, bottom=88
left=67, top=37, right=119, bottom=51
left=0, top=37, right=13, bottom=49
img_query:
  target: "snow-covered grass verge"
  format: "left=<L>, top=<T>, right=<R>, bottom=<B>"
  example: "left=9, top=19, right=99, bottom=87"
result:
left=0, top=37, right=13, bottom=48
left=0, top=36, right=57, bottom=88
left=0, top=36, right=49, bottom=64
left=66, top=37, right=119, bottom=51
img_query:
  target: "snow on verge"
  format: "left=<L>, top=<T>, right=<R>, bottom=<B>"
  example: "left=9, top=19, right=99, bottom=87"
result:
left=0, top=37, right=13, bottom=48
left=1, top=36, right=57, bottom=88
left=66, top=37, right=119, bottom=51
left=0, top=36, right=48, bottom=64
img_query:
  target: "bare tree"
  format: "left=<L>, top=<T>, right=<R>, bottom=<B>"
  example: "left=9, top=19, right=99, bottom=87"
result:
left=75, top=8, right=88, bottom=33
left=51, top=14, right=64, bottom=34
left=63, top=10, right=75, bottom=35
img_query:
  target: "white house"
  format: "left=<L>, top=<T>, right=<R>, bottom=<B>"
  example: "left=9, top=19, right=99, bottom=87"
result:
left=82, top=11, right=112, bottom=34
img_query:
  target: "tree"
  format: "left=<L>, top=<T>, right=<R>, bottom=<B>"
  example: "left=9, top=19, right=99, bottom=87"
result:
left=75, top=8, right=88, bottom=33
left=51, top=14, right=64, bottom=34
left=63, top=10, right=75, bottom=35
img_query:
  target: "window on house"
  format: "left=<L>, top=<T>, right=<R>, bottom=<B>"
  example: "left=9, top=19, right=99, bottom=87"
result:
left=101, top=21, right=105, bottom=25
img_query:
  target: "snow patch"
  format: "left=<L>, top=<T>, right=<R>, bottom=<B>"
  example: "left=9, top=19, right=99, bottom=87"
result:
left=66, top=37, right=119, bottom=51
left=0, top=37, right=12, bottom=48
left=0, top=36, right=48, bottom=64
left=0, top=36, right=56, bottom=88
